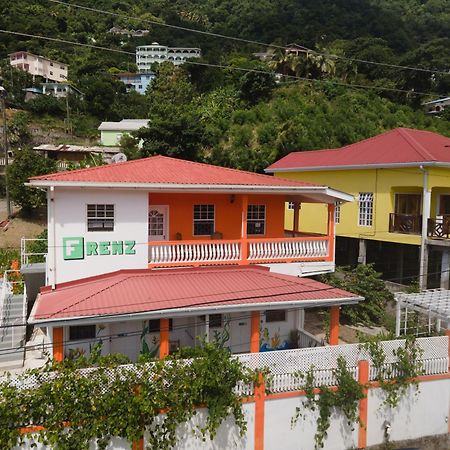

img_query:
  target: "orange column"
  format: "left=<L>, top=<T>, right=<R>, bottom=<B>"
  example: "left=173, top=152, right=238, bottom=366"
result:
left=329, top=306, right=339, bottom=345
left=53, top=327, right=64, bottom=362
left=327, top=203, right=336, bottom=262
left=250, top=311, right=260, bottom=353
left=159, top=319, right=169, bottom=359
left=254, top=372, right=265, bottom=450
left=241, top=195, right=248, bottom=264
left=132, top=439, right=144, bottom=450
left=357, top=360, right=369, bottom=449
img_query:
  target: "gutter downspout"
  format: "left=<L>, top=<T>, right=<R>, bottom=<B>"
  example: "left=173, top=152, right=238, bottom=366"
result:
left=49, top=186, right=56, bottom=290
left=419, top=166, right=430, bottom=290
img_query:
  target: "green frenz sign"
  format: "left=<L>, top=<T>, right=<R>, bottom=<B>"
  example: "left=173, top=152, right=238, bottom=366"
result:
left=63, top=237, right=136, bottom=261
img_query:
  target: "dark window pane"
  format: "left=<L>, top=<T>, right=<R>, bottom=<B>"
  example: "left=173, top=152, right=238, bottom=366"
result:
left=265, top=310, right=286, bottom=322
left=148, top=319, right=173, bottom=333
left=69, top=325, right=96, bottom=340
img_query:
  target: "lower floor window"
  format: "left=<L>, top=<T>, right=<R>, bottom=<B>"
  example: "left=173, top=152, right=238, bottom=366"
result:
left=148, top=319, right=173, bottom=333
left=265, top=310, right=286, bottom=322
left=69, top=325, right=96, bottom=341
left=200, top=314, right=222, bottom=328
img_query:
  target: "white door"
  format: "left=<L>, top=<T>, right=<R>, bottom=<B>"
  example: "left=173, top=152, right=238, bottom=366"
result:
left=148, top=205, right=168, bottom=241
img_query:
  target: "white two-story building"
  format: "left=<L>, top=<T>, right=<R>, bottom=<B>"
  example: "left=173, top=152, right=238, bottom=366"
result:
left=23, top=156, right=361, bottom=362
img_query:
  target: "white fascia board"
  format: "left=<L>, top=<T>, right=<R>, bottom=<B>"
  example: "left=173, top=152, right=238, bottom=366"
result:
left=26, top=181, right=352, bottom=201
left=265, top=161, right=450, bottom=173
left=29, top=296, right=363, bottom=327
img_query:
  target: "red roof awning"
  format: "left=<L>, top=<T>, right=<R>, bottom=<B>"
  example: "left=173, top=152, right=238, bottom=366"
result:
left=30, top=266, right=361, bottom=325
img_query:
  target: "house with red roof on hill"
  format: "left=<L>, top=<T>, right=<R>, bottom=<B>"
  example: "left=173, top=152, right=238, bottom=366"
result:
left=266, top=127, right=450, bottom=290
left=16, top=155, right=363, bottom=362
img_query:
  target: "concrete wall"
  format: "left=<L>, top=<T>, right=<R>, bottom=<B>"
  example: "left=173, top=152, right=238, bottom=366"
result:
left=49, top=188, right=148, bottom=284
left=366, top=379, right=449, bottom=447
left=13, top=376, right=447, bottom=450
left=264, top=395, right=358, bottom=450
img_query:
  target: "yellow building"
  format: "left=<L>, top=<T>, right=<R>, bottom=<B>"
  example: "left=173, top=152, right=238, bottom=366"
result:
left=266, top=128, right=450, bottom=289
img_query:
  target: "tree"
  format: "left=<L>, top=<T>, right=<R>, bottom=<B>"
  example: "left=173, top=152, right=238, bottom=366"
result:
left=7, top=148, right=56, bottom=214
left=136, top=63, right=209, bottom=160
left=137, top=112, right=206, bottom=161
left=319, top=264, right=394, bottom=325
left=239, top=68, right=276, bottom=105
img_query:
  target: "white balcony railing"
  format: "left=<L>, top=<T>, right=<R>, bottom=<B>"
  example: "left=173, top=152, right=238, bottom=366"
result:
left=248, top=237, right=329, bottom=262
left=149, top=236, right=331, bottom=267
left=149, top=240, right=242, bottom=266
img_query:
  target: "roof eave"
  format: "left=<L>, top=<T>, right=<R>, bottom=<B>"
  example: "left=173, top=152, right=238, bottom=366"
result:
left=26, top=181, right=354, bottom=202
left=30, top=296, right=363, bottom=327
left=266, top=161, right=450, bottom=173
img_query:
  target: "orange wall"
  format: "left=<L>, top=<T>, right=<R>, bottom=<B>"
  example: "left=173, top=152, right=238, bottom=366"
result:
left=148, top=193, right=285, bottom=240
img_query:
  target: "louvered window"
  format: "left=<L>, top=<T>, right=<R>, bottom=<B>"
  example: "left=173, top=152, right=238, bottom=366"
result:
left=358, top=193, right=373, bottom=226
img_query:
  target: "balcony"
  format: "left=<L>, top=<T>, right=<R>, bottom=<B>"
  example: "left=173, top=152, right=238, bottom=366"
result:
left=428, top=215, right=450, bottom=239
left=148, top=235, right=331, bottom=268
left=388, top=213, right=422, bottom=234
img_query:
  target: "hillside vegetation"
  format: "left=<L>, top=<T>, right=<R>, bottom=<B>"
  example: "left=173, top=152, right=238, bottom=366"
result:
left=0, top=0, right=448, bottom=173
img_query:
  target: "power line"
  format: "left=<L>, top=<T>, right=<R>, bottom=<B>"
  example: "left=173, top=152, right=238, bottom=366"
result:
left=0, top=29, right=438, bottom=97
left=47, top=0, right=450, bottom=77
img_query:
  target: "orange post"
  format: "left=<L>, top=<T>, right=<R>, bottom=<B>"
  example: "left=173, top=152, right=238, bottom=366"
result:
left=159, top=318, right=169, bottom=359
left=241, top=195, right=249, bottom=264
left=358, top=360, right=369, bottom=449
left=254, top=372, right=265, bottom=450
left=132, top=439, right=144, bottom=450
left=53, top=327, right=64, bottom=362
left=329, top=305, right=339, bottom=345
left=250, top=311, right=260, bottom=353
left=327, top=203, right=335, bottom=262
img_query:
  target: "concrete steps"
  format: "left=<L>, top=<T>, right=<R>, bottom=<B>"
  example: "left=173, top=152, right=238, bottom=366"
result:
left=0, top=294, right=25, bottom=371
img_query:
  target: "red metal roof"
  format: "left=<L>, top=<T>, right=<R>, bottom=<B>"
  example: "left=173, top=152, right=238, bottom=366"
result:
left=266, top=128, right=450, bottom=171
left=31, top=266, right=359, bottom=323
left=30, top=155, right=317, bottom=187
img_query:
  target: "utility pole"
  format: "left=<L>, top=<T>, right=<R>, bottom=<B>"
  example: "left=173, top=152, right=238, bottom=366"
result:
left=0, top=85, right=11, bottom=218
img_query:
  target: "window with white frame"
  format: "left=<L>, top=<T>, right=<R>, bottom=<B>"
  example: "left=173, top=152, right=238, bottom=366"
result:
left=193, top=204, right=215, bottom=236
left=287, top=202, right=295, bottom=210
left=335, top=203, right=341, bottom=224
left=87, top=204, right=115, bottom=232
left=358, top=193, right=373, bottom=226
left=247, top=205, right=266, bottom=235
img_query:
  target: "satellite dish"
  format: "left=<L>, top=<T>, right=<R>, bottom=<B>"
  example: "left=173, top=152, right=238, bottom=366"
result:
left=111, top=153, right=128, bottom=163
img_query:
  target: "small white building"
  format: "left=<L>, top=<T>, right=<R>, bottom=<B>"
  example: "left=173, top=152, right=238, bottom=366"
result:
left=136, top=42, right=201, bottom=71
left=9, top=52, right=68, bottom=82
left=423, top=97, right=450, bottom=115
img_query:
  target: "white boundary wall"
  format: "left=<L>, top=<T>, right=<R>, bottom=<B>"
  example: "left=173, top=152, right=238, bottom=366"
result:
left=9, top=336, right=449, bottom=450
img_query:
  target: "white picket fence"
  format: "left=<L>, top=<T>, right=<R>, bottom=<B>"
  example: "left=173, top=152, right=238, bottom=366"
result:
left=2, top=336, right=447, bottom=398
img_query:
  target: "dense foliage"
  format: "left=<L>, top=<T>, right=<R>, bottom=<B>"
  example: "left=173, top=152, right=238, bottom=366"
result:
left=319, top=264, right=394, bottom=325
left=0, top=342, right=257, bottom=449
left=0, top=0, right=448, bottom=169
left=6, top=148, right=56, bottom=213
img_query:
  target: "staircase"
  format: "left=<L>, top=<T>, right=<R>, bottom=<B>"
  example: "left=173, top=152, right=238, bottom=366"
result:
left=0, top=275, right=26, bottom=371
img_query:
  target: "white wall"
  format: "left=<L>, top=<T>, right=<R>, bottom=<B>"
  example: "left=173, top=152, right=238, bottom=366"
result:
left=10, top=377, right=449, bottom=449
left=366, top=379, right=449, bottom=446
left=49, top=188, right=149, bottom=284
left=264, top=396, right=358, bottom=450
